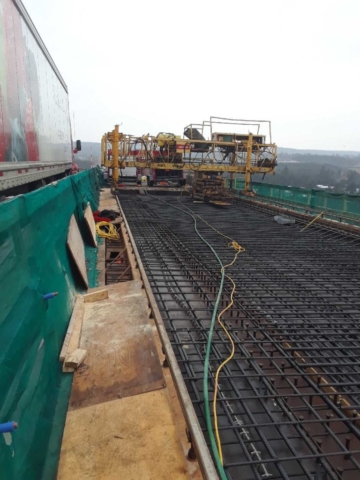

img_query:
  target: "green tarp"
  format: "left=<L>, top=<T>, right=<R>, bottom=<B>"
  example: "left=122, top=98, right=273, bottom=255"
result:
left=0, top=168, right=101, bottom=479
left=230, top=178, right=360, bottom=224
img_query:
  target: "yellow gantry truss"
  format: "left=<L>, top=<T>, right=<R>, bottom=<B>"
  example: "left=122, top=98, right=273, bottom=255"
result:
left=101, top=119, right=277, bottom=190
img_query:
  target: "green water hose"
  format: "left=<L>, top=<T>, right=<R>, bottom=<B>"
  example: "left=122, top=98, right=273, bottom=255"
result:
left=153, top=196, right=228, bottom=480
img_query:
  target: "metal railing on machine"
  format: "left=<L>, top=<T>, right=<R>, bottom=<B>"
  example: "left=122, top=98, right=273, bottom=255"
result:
left=100, top=117, right=278, bottom=192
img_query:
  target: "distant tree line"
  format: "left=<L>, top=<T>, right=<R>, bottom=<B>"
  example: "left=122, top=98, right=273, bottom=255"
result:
left=277, top=152, right=360, bottom=169
left=253, top=156, right=360, bottom=194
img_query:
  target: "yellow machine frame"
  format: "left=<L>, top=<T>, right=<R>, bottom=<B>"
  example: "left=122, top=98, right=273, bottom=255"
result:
left=101, top=117, right=277, bottom=191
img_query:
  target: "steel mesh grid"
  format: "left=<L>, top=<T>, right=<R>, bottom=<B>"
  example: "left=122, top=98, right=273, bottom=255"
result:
left=119, top=193, right=360, bottom=480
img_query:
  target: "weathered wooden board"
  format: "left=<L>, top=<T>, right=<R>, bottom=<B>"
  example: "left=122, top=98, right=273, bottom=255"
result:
left=58, top=391, right=189, bottom=480
left=84, top=203, right=97, bottom=247
left=120, top=221, right=141, bottom=281
left=65, top=348, right=87, bottom=369
left=98, top=199, right=119, bottom=209
left=67, top=214, right=88, bottom=288
left=83, top=288, right=108, bottom=303
left=68, top=281, right=164, bottom=410
left=62, top=298, right=85, bottom=372
left=59, top=295, right=84, bottom=362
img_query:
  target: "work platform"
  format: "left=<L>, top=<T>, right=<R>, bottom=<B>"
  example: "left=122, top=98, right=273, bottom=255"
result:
left=58, top=189, right=204, bottom=480
left=58, top=282, right=192, bottom=480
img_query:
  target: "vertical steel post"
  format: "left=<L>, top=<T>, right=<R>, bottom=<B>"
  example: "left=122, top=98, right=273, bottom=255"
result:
left=229, top=152, right=236, bottom=189
left=229, top=172, right=233, bottom=189
left=112, top=125, right=119, bottom=184
left=101, top=134, right=106, bottom=167
left=245, top=134, right=253, bottom=192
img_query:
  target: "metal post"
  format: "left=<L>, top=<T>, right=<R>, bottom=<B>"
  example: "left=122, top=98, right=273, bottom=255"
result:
left=112, top=125, right=119, bottom=184
left=244, top=134, right=253, bottom=192
left=229, top=152, right=236, bottom=189
left=101, top=134, right=106, bottom=167
left=229, top=173, right=233, bottom=189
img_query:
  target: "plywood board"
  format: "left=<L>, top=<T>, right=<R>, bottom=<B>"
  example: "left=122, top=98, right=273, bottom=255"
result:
left=84, top=203, right=97, bottom=247
left=68, top=281, right=164, bottom=410
left=58, top=391, right=190, bottom=480
left=67, top=214, right=88, bottom=288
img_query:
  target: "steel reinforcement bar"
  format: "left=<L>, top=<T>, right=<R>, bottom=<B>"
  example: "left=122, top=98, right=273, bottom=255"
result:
left=118, top=192, right=360, bottom=480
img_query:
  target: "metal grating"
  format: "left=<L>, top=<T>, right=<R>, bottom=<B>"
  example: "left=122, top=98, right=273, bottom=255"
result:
left=119, top=193, right=360, bottom=480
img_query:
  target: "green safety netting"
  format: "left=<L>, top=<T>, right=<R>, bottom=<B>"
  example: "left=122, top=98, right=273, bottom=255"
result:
left=0, top=168, right=102, bottom=480
left=230, top=178, right=360, bottom=224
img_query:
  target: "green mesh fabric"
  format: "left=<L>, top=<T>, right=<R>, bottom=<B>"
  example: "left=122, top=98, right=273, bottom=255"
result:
left=231, top=179, right=360, bottom=224
left=0, top=168, right=101, bottom=479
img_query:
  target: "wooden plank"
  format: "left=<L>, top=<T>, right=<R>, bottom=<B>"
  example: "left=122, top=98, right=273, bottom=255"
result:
left=65, top=349, right=87, bottom=369
left=86, top=283, right=132, bottom=294
left=83, top=288, right=108, bottom=303
left=67, top=214, right=88, bottom=288
left=98, top=199, right=119, bottom=209
left=62, top=299, right=85, bottom=372
left=149, top=316, right=203, bottom=480
left=59, top=295, right=84, bottom=362
left=84, top=203, right=97, bottom=247
left=68, top=281, right=164, bottom=410
left=58, top=391, right=190, bottom=480
left=119, top=221, right=140, bottom=282
left=96, top=240, right=106, bottom=287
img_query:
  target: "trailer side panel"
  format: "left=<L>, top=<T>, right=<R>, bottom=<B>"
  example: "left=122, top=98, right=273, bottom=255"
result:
left=0, top=0, right=72, bottom=190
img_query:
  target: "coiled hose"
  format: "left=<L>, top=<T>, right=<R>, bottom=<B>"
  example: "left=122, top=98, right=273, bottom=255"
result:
left=95, top=221, right=120, bottom=240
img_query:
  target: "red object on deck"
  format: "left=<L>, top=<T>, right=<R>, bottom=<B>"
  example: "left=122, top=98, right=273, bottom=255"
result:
left=93, top=215, right=111, bottom=222
left=93, top=211, right=111, bottom=223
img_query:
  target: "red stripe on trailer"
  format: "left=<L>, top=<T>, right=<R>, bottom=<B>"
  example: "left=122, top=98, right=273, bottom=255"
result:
left=0, top=172, right=3, bottom=177
left=18, top=169, right=22, bottom=173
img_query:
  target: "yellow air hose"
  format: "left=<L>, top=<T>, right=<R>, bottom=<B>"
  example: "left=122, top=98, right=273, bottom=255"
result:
left=177, top=195, right=245, bottom=465
left=95, top=221, right=120, bottom=240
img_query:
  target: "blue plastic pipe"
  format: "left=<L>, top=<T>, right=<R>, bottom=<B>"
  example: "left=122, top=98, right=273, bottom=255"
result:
left=0, top=422, right=18, bottom=433
left=43, top=292, right=58, bottom=300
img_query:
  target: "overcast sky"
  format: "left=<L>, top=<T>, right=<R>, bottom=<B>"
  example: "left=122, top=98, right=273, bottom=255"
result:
left=24, top=0, right=360, bottom=151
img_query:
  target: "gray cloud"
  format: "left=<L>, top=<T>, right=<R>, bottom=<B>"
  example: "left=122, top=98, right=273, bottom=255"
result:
left=25, top=0, right=360, bottom=150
